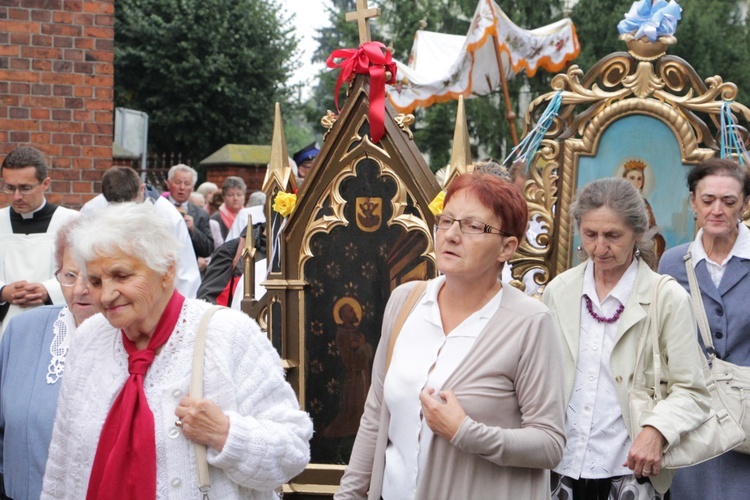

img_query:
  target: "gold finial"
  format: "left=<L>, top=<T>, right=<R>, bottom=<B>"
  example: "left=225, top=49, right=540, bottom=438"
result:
left=242, top=214, right=256, bottom=303
left=262, top=102, right=296, bottom=192
left=442, top=96, right=472, bottom=188
left=345, top=0, right=381, bottom=44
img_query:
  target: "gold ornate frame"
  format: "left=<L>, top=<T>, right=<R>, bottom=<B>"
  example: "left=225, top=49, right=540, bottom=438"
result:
left=510, top=35, right=750, bottom=285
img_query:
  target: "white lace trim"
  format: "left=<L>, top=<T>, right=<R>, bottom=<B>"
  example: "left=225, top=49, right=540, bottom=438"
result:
left=46, top=306, right=75, bottom=384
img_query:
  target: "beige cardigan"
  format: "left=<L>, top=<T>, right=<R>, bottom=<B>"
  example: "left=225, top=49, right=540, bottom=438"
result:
left=542, top=259, right=712, bottom=493
left=336, top=280, right=566, bottom=500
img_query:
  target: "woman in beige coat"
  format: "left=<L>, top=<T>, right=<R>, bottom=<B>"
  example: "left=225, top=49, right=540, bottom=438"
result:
left=336, top=171, right=566, bottom=500
left=543, top=178, right=711, bottom=499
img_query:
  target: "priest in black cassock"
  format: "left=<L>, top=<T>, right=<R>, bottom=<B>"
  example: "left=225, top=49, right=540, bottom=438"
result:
left=0, top=146, right=78, bottom=335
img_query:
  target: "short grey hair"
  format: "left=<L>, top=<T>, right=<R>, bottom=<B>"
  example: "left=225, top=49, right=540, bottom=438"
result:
left=572, top=177, right=655, bottom=268
left=70, top=202, right=179, bottom=276
left=246, top=190, right=266, bottom=207
left=222, top=176, right=247, bottom=195
left=168, top=164, right=198, bottom=185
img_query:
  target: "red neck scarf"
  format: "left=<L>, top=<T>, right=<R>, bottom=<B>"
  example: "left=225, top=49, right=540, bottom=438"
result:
left=219, top=203, right=237, bottom=231
left=87, top=290, right=186, bottom=500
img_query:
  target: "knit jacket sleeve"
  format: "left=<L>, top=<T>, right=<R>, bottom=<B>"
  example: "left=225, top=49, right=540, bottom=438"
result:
left=205, top=309, right=313, bottom=490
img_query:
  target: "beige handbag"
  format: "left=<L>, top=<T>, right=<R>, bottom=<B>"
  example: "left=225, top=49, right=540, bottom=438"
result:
left=628, top=275, right=744, bottom=468
left=191, top=305, right=225, bottom=499
left=685, top=248, right=750, bottom=454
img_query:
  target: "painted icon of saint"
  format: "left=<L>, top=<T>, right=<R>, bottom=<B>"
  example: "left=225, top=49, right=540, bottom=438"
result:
left=322, top=297, right=373, bottom=439
left=622, top=160, right=666, bottom=262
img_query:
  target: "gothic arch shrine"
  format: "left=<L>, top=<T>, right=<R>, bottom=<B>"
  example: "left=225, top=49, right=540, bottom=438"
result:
left=242, top=71, right=442, bottom=494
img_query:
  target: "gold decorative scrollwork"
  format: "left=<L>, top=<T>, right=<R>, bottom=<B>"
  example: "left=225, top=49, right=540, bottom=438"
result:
left=394, top=113, right=415, bottom=140
left=321, top=110, right=338, bottom=141
left=511, top=35, right=750, bottom=287
left=298, top=119, right=423, bottom=271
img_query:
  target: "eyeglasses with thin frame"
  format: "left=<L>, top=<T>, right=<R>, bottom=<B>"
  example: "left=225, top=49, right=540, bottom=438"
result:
left=0, top=181, right=42, bottom=195
left=435, top=214, right=511, bottom=236
left=55, top=270, right=82, bottom=287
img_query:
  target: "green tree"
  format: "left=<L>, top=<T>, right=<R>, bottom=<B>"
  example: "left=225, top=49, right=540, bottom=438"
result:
left=307, top=0, right=565, bottom=171
left=115, top=0, right=298, bottom=164
left=571, top=0, right=750, bottom=102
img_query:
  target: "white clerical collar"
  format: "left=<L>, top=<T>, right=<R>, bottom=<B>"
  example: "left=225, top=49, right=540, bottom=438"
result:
left=692, top=223, right=750, bottom=268
left=20, top=198, right=47, bottom=219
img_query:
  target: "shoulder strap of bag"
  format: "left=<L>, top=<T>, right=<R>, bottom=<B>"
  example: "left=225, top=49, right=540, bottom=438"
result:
left=192, top=305, right=224, bottom=499
left=385, top=281, right=428, bottom=374
left=683, top=246, right=717, bottom=360
left=632, top=275, right=672, bottom=400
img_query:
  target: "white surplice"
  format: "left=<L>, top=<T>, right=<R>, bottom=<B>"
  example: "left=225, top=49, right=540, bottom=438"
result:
left=0, top=206, right=79, bottom=335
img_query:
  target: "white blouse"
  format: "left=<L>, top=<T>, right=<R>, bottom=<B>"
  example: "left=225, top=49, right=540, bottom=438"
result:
left=555, top=259, right=637, bottom=479
left=381, top=276, right=503, bottom=500
left=691, top=223, right=750, bottom=288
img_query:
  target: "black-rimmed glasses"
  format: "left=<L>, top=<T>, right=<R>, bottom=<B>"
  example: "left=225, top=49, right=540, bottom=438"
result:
left=435, top=214, right=511, bottom=236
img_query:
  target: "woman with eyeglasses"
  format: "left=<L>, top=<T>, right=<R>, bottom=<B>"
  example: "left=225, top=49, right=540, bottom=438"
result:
left=0, top=218, right=96, bottom=500
left=336, top=171, right=566, bottom=500
left=543, top=178, right=710, bottom=499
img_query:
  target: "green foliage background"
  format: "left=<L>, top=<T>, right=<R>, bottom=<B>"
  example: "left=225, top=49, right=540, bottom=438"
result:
left=114, top=0, right=750, bottom=171
left=114, top=0, right=299, bottom=165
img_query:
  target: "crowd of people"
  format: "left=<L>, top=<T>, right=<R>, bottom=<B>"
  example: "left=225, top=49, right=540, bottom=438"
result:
left=1, top=143, right=749, bottom=500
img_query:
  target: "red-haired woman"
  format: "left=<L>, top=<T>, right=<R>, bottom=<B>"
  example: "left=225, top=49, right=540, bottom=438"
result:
left=336, top=171, right=566, bottom=499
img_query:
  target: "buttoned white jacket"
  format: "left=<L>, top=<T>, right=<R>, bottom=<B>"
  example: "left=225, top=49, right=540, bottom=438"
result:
left=542, top=258, right=711, bottom=493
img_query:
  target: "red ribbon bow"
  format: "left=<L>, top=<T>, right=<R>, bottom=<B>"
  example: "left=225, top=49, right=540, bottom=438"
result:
left=326, top=41, right=397, bottom=144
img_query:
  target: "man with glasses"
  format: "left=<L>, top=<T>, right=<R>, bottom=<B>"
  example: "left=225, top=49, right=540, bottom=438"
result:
left=0, top=146, right=78, bottom=335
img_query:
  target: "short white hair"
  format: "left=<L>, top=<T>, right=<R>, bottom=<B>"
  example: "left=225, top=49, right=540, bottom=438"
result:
left=71, top=202, right=179, bottom=275
left=189, top=192, right=205, bottom=206
left=196, top=181, right=218, bottom=197
left=168, top=164, right=198, bottom=185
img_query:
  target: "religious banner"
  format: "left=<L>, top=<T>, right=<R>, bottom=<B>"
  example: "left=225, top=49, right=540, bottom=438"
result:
left=386, top=0, right=580, bottom=113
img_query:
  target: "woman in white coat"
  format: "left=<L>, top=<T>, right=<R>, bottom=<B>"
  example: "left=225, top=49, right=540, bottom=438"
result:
left=543, top=178, right=711, bottom=499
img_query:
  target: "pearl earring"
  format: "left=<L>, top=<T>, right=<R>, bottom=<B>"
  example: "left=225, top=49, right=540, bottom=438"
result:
left=635, top=247, right=641, bottom=258
left=577, top=245, right=582, bottom=252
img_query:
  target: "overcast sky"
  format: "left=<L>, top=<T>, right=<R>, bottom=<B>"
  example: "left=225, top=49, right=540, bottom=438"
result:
left=286, top=0, right=330, bottom=95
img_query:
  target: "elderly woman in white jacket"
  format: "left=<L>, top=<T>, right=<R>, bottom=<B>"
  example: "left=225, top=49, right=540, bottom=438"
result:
left=41, top=202, right=312, bottom=500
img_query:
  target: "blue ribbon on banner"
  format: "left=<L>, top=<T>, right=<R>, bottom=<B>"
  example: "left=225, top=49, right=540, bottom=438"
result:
left=720, top=101, right=749, bottom=166
left=617, top=0, right=683, bottom=42
left=503, top=91, right=562, bottom=171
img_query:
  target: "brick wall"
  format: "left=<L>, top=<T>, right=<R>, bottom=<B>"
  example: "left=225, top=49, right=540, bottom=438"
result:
left=207, top=165, right=268, bottom=195
left=0, top=0, right=115, bottom=209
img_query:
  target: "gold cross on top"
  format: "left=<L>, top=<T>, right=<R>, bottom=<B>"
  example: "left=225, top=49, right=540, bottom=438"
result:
left=346, top=0, right=381, bottom=44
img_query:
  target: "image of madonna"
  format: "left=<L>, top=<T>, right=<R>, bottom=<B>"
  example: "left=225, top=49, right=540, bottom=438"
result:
left=622, top=160, right=666, bottom=264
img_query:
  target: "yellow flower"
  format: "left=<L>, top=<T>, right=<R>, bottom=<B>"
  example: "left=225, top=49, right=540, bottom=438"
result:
left=273, top=191, right=297, bottom=217
left=428, top=190, right=446, bottom=215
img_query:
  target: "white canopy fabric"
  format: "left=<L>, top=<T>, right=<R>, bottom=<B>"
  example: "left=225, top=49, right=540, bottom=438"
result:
left=386, top=0, right=580, bottom=113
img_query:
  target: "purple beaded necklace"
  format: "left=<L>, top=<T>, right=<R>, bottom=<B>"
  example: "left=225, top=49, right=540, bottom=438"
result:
left=583, top=294, right=624, bottom=324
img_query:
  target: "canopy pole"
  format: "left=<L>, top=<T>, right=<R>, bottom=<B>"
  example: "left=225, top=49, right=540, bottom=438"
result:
left=490, top=35, right=519, bottom=146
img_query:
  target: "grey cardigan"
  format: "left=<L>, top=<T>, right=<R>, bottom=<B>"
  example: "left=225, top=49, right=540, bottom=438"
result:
left=336, top=280, right=566, bottom=500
